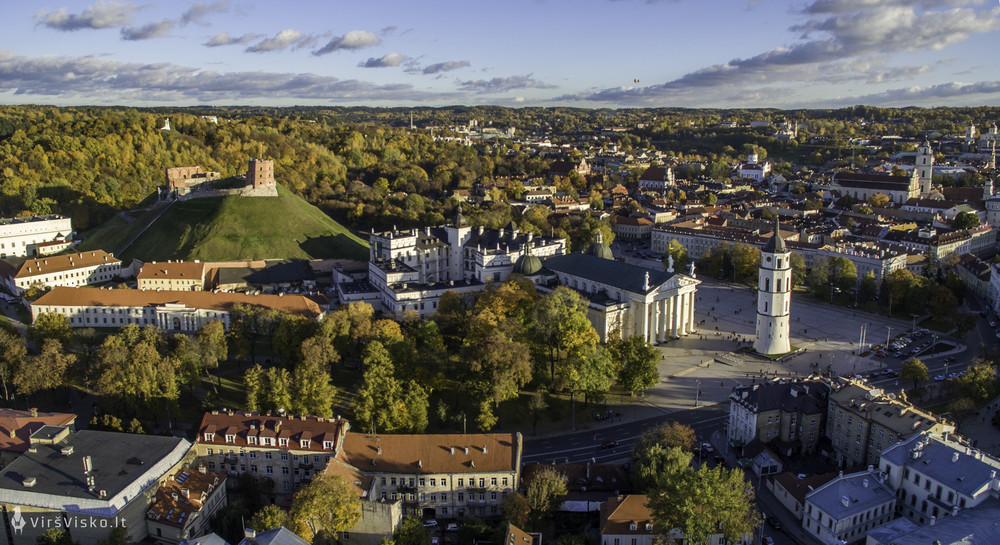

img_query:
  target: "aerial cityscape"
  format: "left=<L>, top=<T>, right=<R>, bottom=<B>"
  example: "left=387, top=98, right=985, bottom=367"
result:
left=1, top=2, right=1000, bottom=545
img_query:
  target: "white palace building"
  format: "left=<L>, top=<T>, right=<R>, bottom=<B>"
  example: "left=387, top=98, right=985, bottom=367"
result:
left=338, top=210, right=700, bottom=343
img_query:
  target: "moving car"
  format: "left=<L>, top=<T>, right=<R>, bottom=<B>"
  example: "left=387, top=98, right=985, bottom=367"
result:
left=701, top=442, right=714, bottom=453
left=601, top=440, right=620, bottom=449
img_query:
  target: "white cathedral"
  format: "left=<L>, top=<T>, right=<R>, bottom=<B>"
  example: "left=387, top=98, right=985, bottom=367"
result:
left=336, top=210, right=700, bottom=344
left=754, top=219, right=792, bottom=355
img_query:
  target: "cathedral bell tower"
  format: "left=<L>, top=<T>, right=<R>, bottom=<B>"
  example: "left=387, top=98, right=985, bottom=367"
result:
left=916, top=139, right=934, bottom=197
left=754, top=219, right=791, bottom=355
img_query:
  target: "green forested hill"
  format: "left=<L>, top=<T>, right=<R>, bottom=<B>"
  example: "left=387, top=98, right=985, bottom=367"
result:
left=78, top=184, right=367, bottom=261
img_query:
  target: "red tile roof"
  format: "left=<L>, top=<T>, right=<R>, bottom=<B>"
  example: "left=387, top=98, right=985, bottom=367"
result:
left=33, top=287, right=327, bottom=318
left=147, top=467, right=226, bottom=528
left=197, top=411, right=347, bottom=453
left=600, top=495, right=654, bottom=535
left=338, top=432, right=521, bottom=475
left=138, top=261, right=206, bottom=281
left=14, top=250, right=119, bottom=279
left=0, top=408, right=76, bottom=452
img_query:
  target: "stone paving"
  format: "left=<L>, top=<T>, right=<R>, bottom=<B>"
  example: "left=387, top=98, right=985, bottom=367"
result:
left=642, top=277, right=915, bottom=413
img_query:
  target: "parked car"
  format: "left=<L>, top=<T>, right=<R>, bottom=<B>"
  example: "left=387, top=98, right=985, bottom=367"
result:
left=423, top=520, right=438, bottom=528
left=762, top=537, right=775, bottom=545
left=934, top=374, right=946, bottom=381
left=875, top=350, right=887, bottom=358
left=701, top=442, right=714, bottom=453
left=445, top=523, right=460, bottom=532
left=767, top=516, right=782, bottom=530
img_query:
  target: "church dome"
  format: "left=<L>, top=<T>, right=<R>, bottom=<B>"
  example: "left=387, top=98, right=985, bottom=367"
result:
left=586, top=231, right=614, bottom=260
left=514, top=253, right=543, bottom=275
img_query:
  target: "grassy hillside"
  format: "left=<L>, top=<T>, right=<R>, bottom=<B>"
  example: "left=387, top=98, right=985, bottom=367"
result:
left=79, top=184, right=367, bottom=261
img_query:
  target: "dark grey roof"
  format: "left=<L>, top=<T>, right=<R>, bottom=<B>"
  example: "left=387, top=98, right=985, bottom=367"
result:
left=865, top=497, right=1000, bottom=545
left=730, top=380, right=828, bottom=415
left=806, top=470, right=894, bottom=520
left=180, top=533, right=231, bottom=545
left=514, top=253, right=543, bottom=275
left=217, top=261, right=316, bottom=287
left=763, top=218, right=786, bottom=253
left=0, top=430, right=189, bottom=511
left=881, top=433, right=1000, bottom=498
left=239, top=528, right=310, bottom=545
left=543, top=253, right=675, bottom=294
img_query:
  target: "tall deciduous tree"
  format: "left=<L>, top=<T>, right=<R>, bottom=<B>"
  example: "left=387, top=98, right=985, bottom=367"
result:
left=391, top=517, right=431, bottom=545
left=611, top=335, right=659, bottom=395
left=289, top=474, right=362, bottom=541
left=15, top=339, right=73, bottom=396
left=291, top=335, right=339, bottom=417
left=28, top=312, right=72, bottom=347
left=534, top=286, right=599, bottom=381
left=0, top=329, right=27, bottom=400
left=900, top=358, right=929, bottom=389
left=196, top=320, right=228, bottom=376
left=526, top=466, right=567, bottom=522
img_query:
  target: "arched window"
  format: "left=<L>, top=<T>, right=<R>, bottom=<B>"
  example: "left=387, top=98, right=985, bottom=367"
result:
left=765, top=278, right=770, bottom=291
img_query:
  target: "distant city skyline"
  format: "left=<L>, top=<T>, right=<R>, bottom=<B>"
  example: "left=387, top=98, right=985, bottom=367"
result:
left=2, top=0, right=999, bottom=109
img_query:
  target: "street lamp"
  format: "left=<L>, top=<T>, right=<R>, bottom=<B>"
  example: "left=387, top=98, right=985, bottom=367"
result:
left=695, top=379, right=701, bottom=408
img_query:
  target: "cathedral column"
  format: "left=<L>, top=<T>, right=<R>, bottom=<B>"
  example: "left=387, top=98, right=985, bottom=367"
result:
left=636, top=302, right=647, bottom=344
left=653, top=300, right=662, bottom=344
left=688, top=291, right=696, bottom=332
left=669, top=296, right=678, bottom=338
left=658, top=299, right=668, bottom=342
left=678, top=294, right=688, bottom=336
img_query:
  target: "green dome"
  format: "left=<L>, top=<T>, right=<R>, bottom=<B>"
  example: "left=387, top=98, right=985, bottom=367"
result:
left=514, top=253, right=543, bottom=275
left=586, top=231, right=614, bottom=260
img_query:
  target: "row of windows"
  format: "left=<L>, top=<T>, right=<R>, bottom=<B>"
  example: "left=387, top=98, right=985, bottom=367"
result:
left=205, top=448, right=332, bottom=463
left=382, top=476, right=508, bottom=488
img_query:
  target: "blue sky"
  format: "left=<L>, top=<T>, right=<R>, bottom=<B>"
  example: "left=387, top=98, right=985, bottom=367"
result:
left=2, top=0, right=999, bottom=108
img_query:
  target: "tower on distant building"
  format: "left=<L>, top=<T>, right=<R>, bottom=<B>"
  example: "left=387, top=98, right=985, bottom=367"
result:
left=916, top=139, right=934, bottom=197
left=754, top=219, right=791, bottom=355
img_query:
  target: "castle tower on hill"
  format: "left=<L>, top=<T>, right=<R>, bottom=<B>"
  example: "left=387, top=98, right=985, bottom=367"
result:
left=247, top=159, right=275, bottom=190
left=754, top=218, right=791, bottom=355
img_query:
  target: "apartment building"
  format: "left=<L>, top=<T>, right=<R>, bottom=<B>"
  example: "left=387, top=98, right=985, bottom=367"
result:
left=728, top=379, right=830, bottom=456
left=30, top=287, right=326, bottom=332
left=138, top=260, right=208, bottom=291
left=337, top=432, right=522, bottom=520
left=879, top=431, right=1000, bottom=525
left=0, top=215, right=74, bottom=258
left=194, top=411, right=348, bottom=496
left=1, top=250, right=122, bottom=295
left=825, top=380, right=953, bottom=468
left=146, top=466, right=228, bottom=544
left=802, top=469, right=896, bottom=545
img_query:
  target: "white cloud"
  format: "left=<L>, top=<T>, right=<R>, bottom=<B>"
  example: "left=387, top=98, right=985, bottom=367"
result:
left=34, top=0, right=140, bottom=31
left=120, top=19, right=176, bottom=40
left=421, top=60, right=470, bottom=75
left=458, top=75, right=555, bottom=93
left=180, top=0, right=230, bottom=25
left=313, top=31, right=380, bottom=56
left=246, top=29, right=311, bottom=53
left=204, top=32, right=260, bottom=47
left=358, top=53, right=407, bottom=68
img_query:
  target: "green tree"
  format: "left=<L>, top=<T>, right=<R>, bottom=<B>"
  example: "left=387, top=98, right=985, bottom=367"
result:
left=790, top=252, right=807, bottom=287
left=635, top=421, right=697, bottom=453
left=663, top=239, right=690, bottom=272
left=28, top=312, right=72, bottom=347
left=289, top=474, right=362, bottom=542
left=953, top=211, right=981, bottom=229
left=900, top=358, right=929, bottom=389
left=291, top=335, right=339, bottom=417
left=632, top=443, right=693, bottom=493
left=647, top=464, right=762, bottom=545
left=701, top=192, right=718, bottom=206
left=526, top=466, right=567, bottom=522
left=503, top=492, right=531, bottom=529
left=611, top=335, right=659, bottom=395
left=15, top=339, right=73, bottom=396
left=245, top=364, right=265, bottom=412
left=867, top=193, right=890, bottom=208
left=249, top=504, right=291, bottom=532
left=392, top=517, right=431, bottom=545
left=97, top=528, right=128, bottom=545
left=36, top=528, right=77, bottom=545
left=954, top=360, right=997, bottom=405
left=929, top=285, right=958, bottom=323
left=352, top=341, right=405, bottom=433
left=0, top=329, right=27, bottom=401
left=196, top=320, right=228, bottom=377
left=533, top=286, right=599, bottom=381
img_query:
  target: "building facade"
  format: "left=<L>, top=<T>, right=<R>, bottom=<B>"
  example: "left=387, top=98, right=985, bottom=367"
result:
left=146, top=467, right=228, bottom=544
left=138, top=261, right=208, bottom=291
left=802, top=470, right=896, bottom=545
left=31, top=287, right=326, bottom=332
left=2, top=250, right=123, bottom=296
left=0, top=215, right=74, bottom=258
left=727, top=379, right=829, bottom=456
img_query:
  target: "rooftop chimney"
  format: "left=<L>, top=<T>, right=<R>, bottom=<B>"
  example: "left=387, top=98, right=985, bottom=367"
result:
left=30, top=408, right=37, bottom=417
left=244, top=529, right=257, bottom=540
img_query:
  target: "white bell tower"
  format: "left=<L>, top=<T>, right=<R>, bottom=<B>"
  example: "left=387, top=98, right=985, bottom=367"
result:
left=754, top=219, right=791, bottom=355
left=916, top=139, right=934, bottom=197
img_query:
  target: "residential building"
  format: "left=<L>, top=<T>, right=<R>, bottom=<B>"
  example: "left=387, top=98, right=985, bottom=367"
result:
left=138, top=260, right=208, bottom=291
left=30, top=287, right=327, bottom=332
left=337, top=432, right=522, bottom=520
left=504, top=523, right=538, bottom=545
left=0, top=250, right=123, bottom=295
left=802, top=469, right=896, bottom=545
left=879, top=431, right=1000, bottom=525
left=0, top=427, right=191, bottom=545
left=194, top=410, right=348, bottom=496
left=955, top=253, right=991, bottom=299
left=728, top=379, right=830, bottom=456
left=0, top=215, right=74, bottom=258
left=599, top=495, right=657, bottom=545
left=146, top=466, right=228, bottom=544
left=768, top=472, right=838, bottom=521
left=866, top=497, right=1000, bottom=545
left=238, top=528, right=309, bottom=545
left=826, top=380, right=953, bottom=468
left=0, top=407, right=76, bottom=463
left=988, top=262, right=1000, bottom=314
left=612, top=216, right=654, bottom=241
left=325, top=457, right=403, bottom=545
